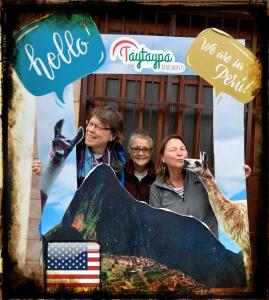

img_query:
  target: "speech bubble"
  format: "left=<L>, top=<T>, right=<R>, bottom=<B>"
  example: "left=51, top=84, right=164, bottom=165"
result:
left=186, top=28, right=261, bottom=103
left=13, top=13, right=106, bottom=106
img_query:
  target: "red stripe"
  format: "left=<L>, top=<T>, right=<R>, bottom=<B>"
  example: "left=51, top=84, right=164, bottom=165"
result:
left=87, top=257, right=100, bottom=262
left=87, top=250, right=100, bottom=253
left=88, top=266, right=100, bottom=270
left=47, top=274, right=99, bottom=279
left=47, top=283, right=99, bottom=287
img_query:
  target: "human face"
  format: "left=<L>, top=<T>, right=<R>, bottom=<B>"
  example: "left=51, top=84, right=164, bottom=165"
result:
left=85, top=116, right=113, bottom=154
left=129, top=136, right=153, bottom=172
left=162, top=138, right=188, bottom=170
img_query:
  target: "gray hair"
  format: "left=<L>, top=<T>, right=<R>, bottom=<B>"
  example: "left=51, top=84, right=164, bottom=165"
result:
left=128, top=129, right=154, bottom=150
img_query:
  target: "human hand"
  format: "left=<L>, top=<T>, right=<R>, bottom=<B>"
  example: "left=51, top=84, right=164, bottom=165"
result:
left=244, top=164, right=251, bottom=178
left=32, top=159, right=42, bottom=176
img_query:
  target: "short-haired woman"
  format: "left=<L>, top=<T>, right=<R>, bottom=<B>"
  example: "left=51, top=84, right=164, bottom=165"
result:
left=124, top=129, right=156, bottom=203
left=77, top=106, right=125, bottom=186
left=33, top=106, right=125, bottom=187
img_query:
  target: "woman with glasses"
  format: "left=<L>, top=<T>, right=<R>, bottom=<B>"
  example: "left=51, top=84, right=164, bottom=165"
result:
left=33, top=106, right=125, bottom=188
left=77, top=106, right=125, bottom=186
left=149, top=134, right=218, bottom=238
left=124, top=129, right=156, bottom=203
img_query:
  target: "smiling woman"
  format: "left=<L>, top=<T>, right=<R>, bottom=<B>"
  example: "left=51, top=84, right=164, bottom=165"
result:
left=32, top=106, right=125, bottom=212
left=77, top=106, right=125, bottom=187
left=124, top=129, right=156, bottom=203
left=32, top=106, right=125, bottom=189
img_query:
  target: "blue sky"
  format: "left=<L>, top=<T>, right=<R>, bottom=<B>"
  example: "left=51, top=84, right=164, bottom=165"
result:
left=213, top=92, right=246, bottom=200
left=213, top=91, right=247, bottom=253
left=36, top=85, right=78, bottom=234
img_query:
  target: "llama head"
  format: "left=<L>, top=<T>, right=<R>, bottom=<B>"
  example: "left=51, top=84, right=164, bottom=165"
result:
left=50, top=119, right=84, bottom=165
left=183, top=152, right=208, bottom=175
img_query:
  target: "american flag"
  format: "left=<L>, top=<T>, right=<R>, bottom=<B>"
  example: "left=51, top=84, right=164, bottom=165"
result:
left=46, top=241, right=100, bottom=293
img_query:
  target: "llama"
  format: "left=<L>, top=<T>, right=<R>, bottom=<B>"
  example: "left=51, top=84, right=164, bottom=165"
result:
left=184, top=154, right=252, bottom=288
left=41, top=119, right=84, bottom=209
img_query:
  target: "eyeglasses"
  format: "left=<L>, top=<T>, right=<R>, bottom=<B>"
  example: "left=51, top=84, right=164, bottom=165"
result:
left=130, top=147, right=152, bottom=154
left=86, top=121, right=111, bottom=131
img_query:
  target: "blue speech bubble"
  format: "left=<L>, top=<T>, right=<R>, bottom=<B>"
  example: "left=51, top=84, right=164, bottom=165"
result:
left=13, top=13, right=106, bottom=106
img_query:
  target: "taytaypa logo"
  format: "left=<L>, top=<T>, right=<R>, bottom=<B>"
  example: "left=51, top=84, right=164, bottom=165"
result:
left=110, top=37, right=185, bottom=73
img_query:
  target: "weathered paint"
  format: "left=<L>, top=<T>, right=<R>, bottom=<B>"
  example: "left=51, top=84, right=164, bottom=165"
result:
left=8, top=70, right=35, bottom=274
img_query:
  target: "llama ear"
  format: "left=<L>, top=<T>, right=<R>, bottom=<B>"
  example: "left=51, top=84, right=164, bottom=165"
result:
left=199, top=151, right=203, bottom=160
left=203, top=152, right=208, bottom=169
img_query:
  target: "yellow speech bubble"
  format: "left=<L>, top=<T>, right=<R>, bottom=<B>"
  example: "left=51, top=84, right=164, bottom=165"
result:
left=186, top=28, right=261, bottom=103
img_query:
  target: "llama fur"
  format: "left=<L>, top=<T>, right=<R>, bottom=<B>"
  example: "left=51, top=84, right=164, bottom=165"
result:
left=41, top=119, right=84, bottom=208
left=184, top=155, right=252, bottom=288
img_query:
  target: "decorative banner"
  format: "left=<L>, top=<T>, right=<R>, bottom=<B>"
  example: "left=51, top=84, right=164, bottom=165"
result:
left=186, top=28, right=261, bottom=103
left=13, top=13, right=106, bottom=106
left=97, top=34, right=195, bottom=75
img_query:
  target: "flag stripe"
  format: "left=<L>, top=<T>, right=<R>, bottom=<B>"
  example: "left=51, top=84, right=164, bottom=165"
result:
left=87, top=253, right=100, bottom=258
left=47, top=274, right=99, bottom=279
left=87, top=257, right=100, bottom=262
left=46, top=286, right=99, bottom=293
left=47, top=282, right=100, bottom=287
left=89, top=266, right=100, bottom=270
left=87, top=243, right=100, bottom=250
left=88, top=262, right=100, bottom=267
left=88, top=249, right=100, bottom=253
left=47, top=278, right=100, bottom=284
left=47, top=270, right=99, bottom=275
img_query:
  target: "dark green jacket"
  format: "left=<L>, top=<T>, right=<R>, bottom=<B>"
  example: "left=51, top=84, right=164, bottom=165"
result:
left=149, top=170, right=218, bottom=238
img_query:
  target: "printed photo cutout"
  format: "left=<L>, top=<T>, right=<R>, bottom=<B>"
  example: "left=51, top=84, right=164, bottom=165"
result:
left=37, top=31, right=251, bottom=296
left=44, top=164, right=246, bottom=295
left=6, top=10, right=261, bottom=297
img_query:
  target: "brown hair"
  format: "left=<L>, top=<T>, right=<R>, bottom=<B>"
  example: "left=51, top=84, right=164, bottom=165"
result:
left=89, top=106, right=124, bottom=143
left=156, top=134, right=188, bottom=182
